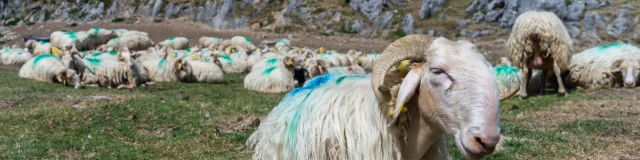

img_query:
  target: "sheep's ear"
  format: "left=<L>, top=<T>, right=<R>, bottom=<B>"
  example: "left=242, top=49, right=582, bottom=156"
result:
left=601, top=72, right=614, bottom=79
left=175, top=59, right=184, bottom=70
left=388, top=66, right=425, bottom=127
left=611, top=59, right=624, bottom=73
left=317, top=60, right=326, bottom=68
left=56, top=70, right=67, bottom=85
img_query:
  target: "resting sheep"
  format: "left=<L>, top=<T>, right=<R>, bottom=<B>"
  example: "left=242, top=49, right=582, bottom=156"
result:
left=230, top=36, right=256, bottom=51
left=159, top=37, right=190, bottom=50
left=247, top=35, right=518, bottom=160
left=100, top=35, right=154, bottom=51
left=199, top=37, right=223, bottom=48
left=507, top=10, right=572, bottom=97
left=214, top=55, right=249, bottom=74
left=25, top=40, right=52, bottom=56
left=568, top=43, right=640, bottom=89
left=1, top=48, right=33, bottom=65
left=140, top=58, right=190, bottom=82
left=244, top=56, right=301, bottom=93
left=18, top=54, right=82, bottom=88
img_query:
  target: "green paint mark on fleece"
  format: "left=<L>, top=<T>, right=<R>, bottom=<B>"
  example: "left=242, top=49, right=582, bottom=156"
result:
left=84, top=58, right=102, bottom=67
left=185, top=49, right=191, bottom=53
left=598, top=43, right=625, bottom=52
left=32, top=54, right=60, bottom=68
left=244, top=37, right=251, bottom=43
left=335, top=75, right=366, bottom=84
left=92, top=27, right=100, bottom=32
left=90, top=52, right=103, bottom=57
left=266, top=58, right=278, bottom=65
left=495, top=65, right=519, bottom=76
left=108, top=51, right=118, bottom=56
left=262, top=67, right=277, bottom=76
left=221, top=55, right=232, bottom=61
left=39, top=41, right=48, bottom=45
left=168, top=37, right=175, bottom=41
left=158, top=59, right=167, bottom=68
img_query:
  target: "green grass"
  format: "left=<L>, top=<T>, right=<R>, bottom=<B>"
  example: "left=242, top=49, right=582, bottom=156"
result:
left=0, top=66, right=637, bottom=159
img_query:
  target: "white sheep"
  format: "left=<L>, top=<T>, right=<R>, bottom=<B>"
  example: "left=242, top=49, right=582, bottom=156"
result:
left=214, top=55, right=249, bottom=74
left=50, top=31, right=89, bottom=50
left=275, top=39, right=290, bottom=51
left=159, top=37, right=190, bottom=50
left=121, top=30, right=149, bottom=37
left=243, top=56, right=301, bottom=93
left=101, top=35, right=154, bottom=51
left=353, top=52, right=380, bottom=70
left=247, top=49, right=264, bottom=67
left=1, top=48, right=33, bottom=65
left=247, top=35, right=518, bottom=160
left=140, top=58, right=190, bottom=82
left=507, top=10, right=572, bottom=97
left=18, top=54, right=82, bottom=88
left=230, top=36, right=256, bottom=51
left=25, top=40, right=52, bottom=56
left=109, top=29, right=129, bottom=37
left=198, top=37, right=223, bottom=48
left=179, top=57, right=226, bottom=84
left=63, top=49, right=141, bottom=89
left=568, top=43, right=640, bottom=89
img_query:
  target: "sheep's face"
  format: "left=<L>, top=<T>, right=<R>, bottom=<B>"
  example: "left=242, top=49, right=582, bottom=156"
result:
left=57, top=70, right=82, bottom=89
left=612, top=59, right=640, bottom=87
left=306, top=59, right=327, bottom=78
left=408, top=39, right=500, bottom=159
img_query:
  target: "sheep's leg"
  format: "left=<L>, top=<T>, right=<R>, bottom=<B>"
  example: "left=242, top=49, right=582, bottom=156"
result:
left=519, top=67, right=530, bottom=98
left=553, top=62, right=567, bottom=97
left=539, top=69, right=547, bottom=95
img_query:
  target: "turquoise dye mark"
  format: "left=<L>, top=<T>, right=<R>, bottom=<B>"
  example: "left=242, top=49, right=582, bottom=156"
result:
left=266, top=58, right=278, bottom=65
left=32, top=54, right=59, bottom=68
left=17, top=51, right=22, bottom=55
left=329, top=68, right=342, bottom=74
left=262, top=67, right=277, bottom=76
left=598, top=43, right=625, bottom=52
left=335, top=75, right=366, bottom=84
left=39, top=41, right=48, bottom=45
left=108, top=51, right=118, bottom=56
left=244, top=37, right=251, bottom=43
left=89, top=34, right=99, bottom=39
left=84, top=58, right=102, bottom=67
left=91, top=52, right=103, bottom=57
left=326, top=51, right=334, bottom=55
left=221, top=55, right=232, bottom=61
left=168, top=37, right=175, bottom=41
left=92, top=27, right=100, bottom=32
left=158, top=59, right=166, bottom=68
left=495, top=65, right=519, bottom=76
left=372, top=54, right=379, bottom=59
left=112, top=38, right=120, bottom=43
left=185, top=49, right=191, bottom=52
left=64, top=31, right=75, bottom=35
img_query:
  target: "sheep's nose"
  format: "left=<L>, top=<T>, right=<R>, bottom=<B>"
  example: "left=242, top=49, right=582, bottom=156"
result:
left=624, top=82, right=635, bottom=87
left=472, top=133, right=499, bottom=153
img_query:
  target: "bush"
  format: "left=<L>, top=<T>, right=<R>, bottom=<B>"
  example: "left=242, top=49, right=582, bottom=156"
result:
left=0, top=33, right=4, bottom=38
left=111, top=17, right=125, bottom=23
left=44, top=10, right=53, bottom=21
left=339, top=24, right=358, bottom=34
left=480, top=8, right=488, bottom=14
left=3, top=17, right=22, bottom=26
left=634, top=38, right=640, bottom=45
left=565, top=0, right=572, bottom=6
left=25, top=21, right=36, bottom=26
left=153, top=18, right=163, bottom=23
left=394, top=28, right=407, bottom=38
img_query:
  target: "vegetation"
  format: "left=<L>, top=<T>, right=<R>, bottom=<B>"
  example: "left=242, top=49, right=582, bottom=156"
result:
left=153, top=18, right=164, bottom=23
left=25, top=21, right=36, bottom=26
left=111, top=17, right=125, bottom=23
left=2, top=17, right=22, bottom=27
left=339, top=24, right=359, bottom=34
left=44, top=10, right=53, bottom=21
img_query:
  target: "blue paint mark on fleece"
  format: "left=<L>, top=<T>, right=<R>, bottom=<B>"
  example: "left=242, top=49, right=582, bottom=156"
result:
left=598, top=43, right=625, bottom=52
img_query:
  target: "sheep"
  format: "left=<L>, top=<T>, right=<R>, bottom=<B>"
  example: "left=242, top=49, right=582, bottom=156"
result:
left=247, top=35, right=519, bottom=160
left=507, top=10, right=572, bottom=97
left=494, top=65, right=522, bottom=96
left=353, top=52, right=380, bottom=70
left=78, top=32, right=118, bottom=51
left=214, top=54, right=249, bottom=74
left=109, top=29, right=129, bottom=37
left=25, top=40, right=52, bottom=56
left=199, top=37, right=223, bottom=48
left=101, top=35, right=154, bottom=51
left=121, top=30, right=149, bottom=37
left=275, top=39, right=291, bottom=51
left=140, top=58, right=191, bottom=82
left=306, top=58, right=366, bottom=76
left=247, top=49, right=264, bottom=67
left=230, top=36, right=256, bottom=51
left=179, top=57, right=226, bottom=84
left=86, top=27, right=112, bottom=36
left=568, top=43, right=640, bottom=89
left=63, top=49, right=141, bottom=89
left=327, top=65, right=366, bottom=75
left=18, top=54, right=82, bottom=88
left=1, top=48, right=33, bottom=65
left=159, top=37, right=190, bottom=50
left=243, top=56, right=302, bottom=93
left=50, top=31, right=89, bottom=50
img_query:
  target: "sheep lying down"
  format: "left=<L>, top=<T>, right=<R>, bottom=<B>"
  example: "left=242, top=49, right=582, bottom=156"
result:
left=248, top=35, right=519, bottom=160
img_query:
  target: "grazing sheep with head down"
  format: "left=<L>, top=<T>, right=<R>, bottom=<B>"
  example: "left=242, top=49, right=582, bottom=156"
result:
left=19, top=54, right=82, bottom=88
left=159, top=37, right=190, bottom=50
left=247, top=35, right=519, bottom=160
left=507, top=10, right=572, bottom=97
left=568, top=43, right=640, bottom=89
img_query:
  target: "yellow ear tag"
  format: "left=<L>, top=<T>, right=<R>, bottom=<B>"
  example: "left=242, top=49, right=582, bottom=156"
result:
left=191, top=55, right=199, bottom=60
left=225, top=47, right=231, bottom=53
left=52, top=47, right=61, bottom=57
left=396, top=60, right=411, bottom=77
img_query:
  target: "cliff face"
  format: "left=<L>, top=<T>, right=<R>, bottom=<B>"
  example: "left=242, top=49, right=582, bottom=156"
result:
left=1, top=0, right=639, bottom=45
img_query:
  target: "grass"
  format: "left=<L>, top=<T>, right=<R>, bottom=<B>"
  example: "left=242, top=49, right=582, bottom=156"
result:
left=0, top=65, right=638, bottom=159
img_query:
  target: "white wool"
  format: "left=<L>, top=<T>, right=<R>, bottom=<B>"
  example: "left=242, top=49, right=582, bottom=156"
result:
left=110, top=29, right=130, bottom=37
left=50, top=31, right=89, bottom=50
left=86, top=28, right=113, bottom=35
left=121, top=30, right=149, bottom=37
left=247, top=50, right=264, bottom=67
left=569, top=43, right=640, bottom=89
left=26, top=40, right=52, bottom=56
left=181, top=60, right=226, bottom=83
left=243, top=64, right=296, bottom=93
left=19, top=54, right=67, bottom=82
left=251, top=57, right=284, bottom=71
left=140, top=58, right=188, bottom=82
left=217, top=55, right=248, bottom=74
left=105, top=35, right=154, bottom=51
left=199, top=37, right=223, bottom=48
left=159, top=37, right=190, bottom=50
left=275, top=39, right=291, bottom=51
left=326, top=65, right=367, bottom=75
left=230, top=36, right=256, bottom=51
left=247, top=75, right=402, bottom=159
left=357, top=53, right=379, bottom=70
left=1, top=48, right=33, bottom=65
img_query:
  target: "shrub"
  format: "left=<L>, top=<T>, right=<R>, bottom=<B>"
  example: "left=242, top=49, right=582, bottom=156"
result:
left=153, top=18, right=163, bottom=23
left=111, top=17, right=125, bottom=23
left=339, top=24, right=358, bottom=34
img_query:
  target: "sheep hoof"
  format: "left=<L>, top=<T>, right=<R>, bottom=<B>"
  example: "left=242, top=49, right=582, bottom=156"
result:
left=518, top=94, right=529, bottom=99
left=557, top=92, right=567, bottom=97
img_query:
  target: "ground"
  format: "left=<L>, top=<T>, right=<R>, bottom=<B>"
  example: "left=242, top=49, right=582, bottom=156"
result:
left=1, top=22, right=639, bottom=159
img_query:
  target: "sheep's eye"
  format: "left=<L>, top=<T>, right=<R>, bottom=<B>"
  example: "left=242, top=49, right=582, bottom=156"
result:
left=430, top=68, right=445, bottom=74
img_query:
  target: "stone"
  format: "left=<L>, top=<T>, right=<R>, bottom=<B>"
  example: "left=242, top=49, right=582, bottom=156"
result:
left=622, top=4, right=634, bottom=10
left=500, top=9, right=518, bottom=28
left=566, top=1, right=585, bottom=21
left=487, top=0, right=505, bottom=10
left=401, top=14, right=414, bottom=35
left=607, top=9, right=631, bottom=38
left=485, top=10, right=502, bottom=22
left=585, top=0, right=601, bottom=9
left=211, top=0, right=235, bottom=29
left=152, top=0, right=163, bottom=17
left=473, top=12, right=484, bottom=23
left=471, top=31, right=480, bottom=39
left=460, top=29, right=468, bottom=36
left=351, top=19, right=365, bottom=33
left=565, top=22, right=580, bottom=37
left=350, top=0, right=384, bottom=21
left=481, top=30, right=490, bottom=36
left=457, top=19, right=470, bottom=29
left=419, top=0, right=446, bottom=19
left=466, top=0, right=486, bottom=14
left=250, top=23, right=261, bottom=30
left=427, top=29, right=435, bottom=36
left=375, top=11, right=394, bottom=29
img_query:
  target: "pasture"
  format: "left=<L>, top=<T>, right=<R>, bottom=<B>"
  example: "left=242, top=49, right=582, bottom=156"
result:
left=1, top=64, right=638, bottom=159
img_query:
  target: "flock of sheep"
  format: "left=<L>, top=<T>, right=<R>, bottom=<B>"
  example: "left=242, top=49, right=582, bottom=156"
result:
left=0, top=10, right=639, bottom=159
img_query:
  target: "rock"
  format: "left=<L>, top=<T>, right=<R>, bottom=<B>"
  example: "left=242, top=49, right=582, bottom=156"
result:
left=389, top=0, right=408, bottom=8
left=485, top=10, right=502, bottom=22
left=471, top=31, right=480, bottom=39
left=250, top=23, right=261, bottom=30
left=566, top=1, right=585, bottom=21
left=350, top=0, right=384, bottom=21
left=499, top=0, right=518, bottom=28
left=607, top=9, right=631, bottom=38
left=518, top=0, right=568, bottom=20
left=457, top=19, right=470, bottom=29
left=351, top=19, right=365, bottom=33
left=401, top=14, right=414, bottom=35
left=565, top=22, right=580, bottom=37
left=465, top=0, right=485, bottom=14
left=414, top=29, right=424, bottom=35
left=419, top=0, right=446, bottom=20
left=583, top=11, right=597, bottom=33
left=375, top=11, right=394, bottom=29
left=481, top=30, right=490, bottom=36
left=622, top=4, right=634, bottom=10
left=211, top=0, right=236, bottom=29
left=473, top=12, right=484, bottom=23
left=359, top=29, right=375, bottom=38
left=460, top=29, right=468, bottom=36
left=585, top=0, right=601, bottom=9
left=152, top=0, right=163, bottom=17
left=323, top=28, right=334, bottom=35
left=427, top=29, right=435, bottom=36
left=487, top=0, right=505, bottom=10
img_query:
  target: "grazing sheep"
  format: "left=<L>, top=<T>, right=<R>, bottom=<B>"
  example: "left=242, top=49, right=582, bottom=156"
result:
left=19, top=54, right=82, bottom=88
left=199, top=37, right=223, bottom=48
left=1, top=48, right=33, bottom=65
left=101, top=35, right=154, bottom=51
left=507, top=10, right=572, bottom=97
left=247, top=35, right=518, bottom=160
left=230, top=36, right=256, bottom=51
left=568, top=43, right=640, bottom=89
left=244, top=56, right=301, bottom=93
left=25, top=40, right=52, bottom=56
left=159, top=37, right=190, bottom=50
